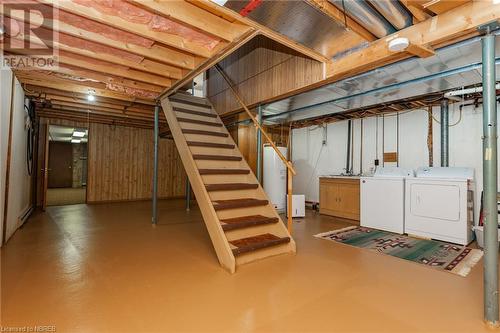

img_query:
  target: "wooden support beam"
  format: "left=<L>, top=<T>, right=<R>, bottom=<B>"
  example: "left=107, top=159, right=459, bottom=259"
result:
left=24, top=86, right=154, bottom=109
left=406, top=42, right=435, bottom=58
left=326, top=1, right=500, bottom=80
left=128, top=0, right=250, bottom=42
left=15, top=70, right=159, bottom=100
left=189, top=0, right=330, bottom=63
left=40, top=0, right=215, bottom=58
left=1, top=3, right=196, bottom=70
left=305, top=0, right=377, bottom=41
left=40, top=64, right=165, bottom=93
left=421, top=0, right=470, bottom=14
left=400, top=1, right=433, bottom=22
left=17, top=75, right=156, bottom=104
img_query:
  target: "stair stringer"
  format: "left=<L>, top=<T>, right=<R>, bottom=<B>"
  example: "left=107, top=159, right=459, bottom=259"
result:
left=161, top=97, right=236, bottom=273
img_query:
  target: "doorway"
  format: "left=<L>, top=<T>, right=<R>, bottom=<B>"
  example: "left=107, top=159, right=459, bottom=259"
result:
left=46, top=125, right=88, bottom=206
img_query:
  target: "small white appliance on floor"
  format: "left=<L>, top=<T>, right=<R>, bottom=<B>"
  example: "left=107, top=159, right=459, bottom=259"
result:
left=360, top=167, right=414, bottom=234
left=405, top=167, right=474, bottom=245
left=286, top=195, right=305, bottom=217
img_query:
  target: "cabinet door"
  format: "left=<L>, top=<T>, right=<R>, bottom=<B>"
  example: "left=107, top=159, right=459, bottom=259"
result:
left=337, top=182, right=360, bottom=219
left=320, top=181, right=339, bottom=212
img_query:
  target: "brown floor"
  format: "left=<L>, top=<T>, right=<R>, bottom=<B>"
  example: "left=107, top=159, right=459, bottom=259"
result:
left=46, top=187, right=86, bottom=206
left=0, top=200, right=494, bottom=332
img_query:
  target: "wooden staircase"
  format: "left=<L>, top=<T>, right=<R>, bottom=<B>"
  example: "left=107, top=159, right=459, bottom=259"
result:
left=161, top=93, right=296, bottom=273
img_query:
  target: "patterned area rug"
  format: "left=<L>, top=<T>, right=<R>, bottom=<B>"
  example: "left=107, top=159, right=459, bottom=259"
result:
left=315, top=226, right=483, bottom=277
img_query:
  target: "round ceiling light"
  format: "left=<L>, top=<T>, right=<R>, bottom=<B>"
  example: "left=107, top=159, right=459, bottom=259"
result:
left=388, top=37, right=409, bottom=52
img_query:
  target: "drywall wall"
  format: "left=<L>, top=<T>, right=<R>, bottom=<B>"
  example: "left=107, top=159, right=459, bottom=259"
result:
left=292, top=103, right=490, bottom=222
left=1, top=69, right=33, bottom=244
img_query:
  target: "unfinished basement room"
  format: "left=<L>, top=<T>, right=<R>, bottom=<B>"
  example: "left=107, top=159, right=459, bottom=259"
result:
left=3, top=0, right=500, bottom=332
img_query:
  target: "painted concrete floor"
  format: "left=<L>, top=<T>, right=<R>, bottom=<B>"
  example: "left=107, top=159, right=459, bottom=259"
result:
left=46, top=187, right=86, bottom=206
left=1, top=200, right=494, bottom=332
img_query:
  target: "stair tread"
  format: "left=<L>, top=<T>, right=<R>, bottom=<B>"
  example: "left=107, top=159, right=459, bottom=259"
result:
left=229, top=233, right=291, bottom=255
left=182, top=129, right=228, bottom=137
left=170, top=98, right=212, bottom=109
left=177, top=117, right=222, bottom=127
left=193, top=154, right=242, bottom=161
left=174, top=107, right=218, bottom=118
left=206, top=183, right=258, bottom=191
left=221, top=215, right=278, bottom=231
left=187, top=141, right=235, bottom=149
left=198, top=169, right=250, bottom=175
left=213, top=198, right=268, bottom=210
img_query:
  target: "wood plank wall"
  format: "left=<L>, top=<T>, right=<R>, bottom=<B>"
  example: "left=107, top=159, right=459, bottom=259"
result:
left=207, top=35, right=324, bottom=115
left=37, top=118, right=186, bottom=204
left=229, top=123, right=290, bottom=175
left=87, top=123, right=185, bottom=202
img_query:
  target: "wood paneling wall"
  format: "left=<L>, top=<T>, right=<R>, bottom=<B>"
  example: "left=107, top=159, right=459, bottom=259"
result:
left=207, top=35, right=324, bottom=115
left=87, top=123, right=185, bottom=202
left=37, top=118, right=186, bottom=204
left=232, top=123, right=290, bottom=175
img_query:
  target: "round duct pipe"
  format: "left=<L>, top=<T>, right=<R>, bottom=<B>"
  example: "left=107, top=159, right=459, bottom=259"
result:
left=329, top=0, right=396, bottom=38
left=367, top=0, right=412, bottom=30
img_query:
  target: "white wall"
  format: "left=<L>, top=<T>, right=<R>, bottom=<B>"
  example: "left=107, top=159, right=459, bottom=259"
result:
left=292, top=102, right=491, bottom=223
left=1, top=69, right=32, bottom=245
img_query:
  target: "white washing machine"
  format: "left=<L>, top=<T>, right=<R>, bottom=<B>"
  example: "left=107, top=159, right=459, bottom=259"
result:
left=405, top=167, right=474, bottom=245
left=361, top=167, right=414, bottom=234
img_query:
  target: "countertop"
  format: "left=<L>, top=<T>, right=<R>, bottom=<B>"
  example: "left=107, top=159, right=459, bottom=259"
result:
left=319, top=175, right=362, bottom=180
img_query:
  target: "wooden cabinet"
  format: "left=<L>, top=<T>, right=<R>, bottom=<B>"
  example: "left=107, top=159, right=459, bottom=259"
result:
left=319, top=177, right=360, bottom=221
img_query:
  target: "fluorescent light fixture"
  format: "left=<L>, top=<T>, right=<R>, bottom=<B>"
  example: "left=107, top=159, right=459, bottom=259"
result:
left=73, top=130, right=86, bottom=137
left=0, top=26, right=4, bottom=36
left=71, top=139, right=81, bottom=143
left=87, top=94, right=95, bottom=102
left=388, top=37, right=409, bottom=52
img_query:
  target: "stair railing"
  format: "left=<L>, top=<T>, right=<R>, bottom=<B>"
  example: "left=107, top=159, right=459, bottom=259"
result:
left=215, top=65, right=296, bottom=234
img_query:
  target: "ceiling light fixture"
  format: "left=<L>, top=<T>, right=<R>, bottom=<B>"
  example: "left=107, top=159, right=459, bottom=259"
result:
left=71, top=139, right=81, bottom=143
left=87, top=94, right=95, bottom=102
left=388, top=37, right=409, bottom=52
left=73, top=130, right=86, bottom=137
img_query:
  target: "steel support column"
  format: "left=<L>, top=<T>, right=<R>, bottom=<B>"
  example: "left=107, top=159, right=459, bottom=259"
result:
left=482, top=30, right=499, bottom=327
left=440, top=99, right=449, bottom=167
left=152, top=103, right=159, bottom=225
left=256, top=104, right=263, bottom=183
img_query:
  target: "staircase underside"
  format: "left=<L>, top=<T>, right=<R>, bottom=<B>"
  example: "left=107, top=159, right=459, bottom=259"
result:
left=161, top=93, right=296, bottom=273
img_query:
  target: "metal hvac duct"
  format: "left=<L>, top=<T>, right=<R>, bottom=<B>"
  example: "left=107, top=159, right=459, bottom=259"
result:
left=329, top=0, right=396, bottom=38
left=367, top=0, right=412, bottom=30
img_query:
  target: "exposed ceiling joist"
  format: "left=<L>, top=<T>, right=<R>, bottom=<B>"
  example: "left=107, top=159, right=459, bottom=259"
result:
left=420, top=0, right=470, bottom=14
left=400, top=0, right=433, bottom=22
left=128, top=0, right=249, bottom=42
left=19, top=75, right=156, bottom=105
left=39, top=0, right=214, bottom=58
left=0, top=3, right=197, bottom=70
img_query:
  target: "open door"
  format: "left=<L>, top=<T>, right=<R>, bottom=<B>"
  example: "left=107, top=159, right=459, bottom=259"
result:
left=41, top=122, right=49, bottom=211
